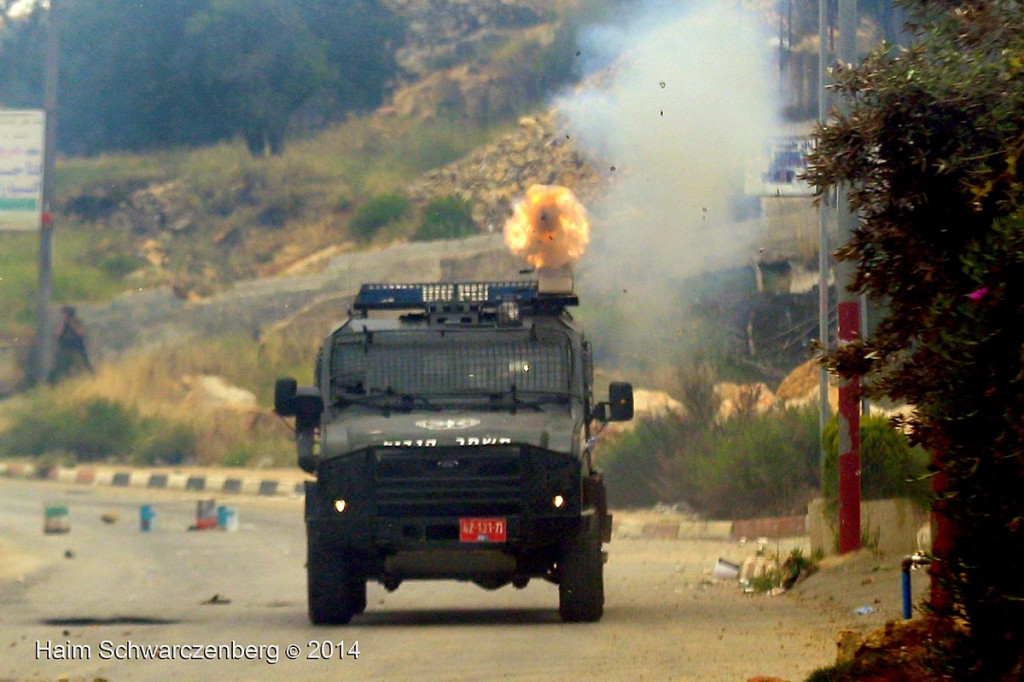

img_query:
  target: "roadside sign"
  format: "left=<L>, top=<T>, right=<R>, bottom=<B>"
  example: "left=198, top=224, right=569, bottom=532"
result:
left=744, top=135, right=815, bottom=197
left=0, top=109, right=45, bottom=231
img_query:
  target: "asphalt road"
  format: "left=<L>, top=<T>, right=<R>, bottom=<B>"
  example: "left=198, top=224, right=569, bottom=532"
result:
left=0, top=478, right=842, bottom=682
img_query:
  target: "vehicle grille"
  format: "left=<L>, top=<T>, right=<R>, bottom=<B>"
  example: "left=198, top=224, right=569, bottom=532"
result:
left=373, top=446, right=524, bottom=518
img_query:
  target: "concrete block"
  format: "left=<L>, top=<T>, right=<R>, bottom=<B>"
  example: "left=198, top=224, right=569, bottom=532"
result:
left=166, top=473, right=189, bottom=490
left=732, top=515, right=807, bottom=540
left=641, top=522, right=680, bottom=539
left=55, top=468, right=77, bottom=484
left=239, top=479, right=262, bottom=495
left=613, top=522, right=643, bottom=539
left=204, top=476, right=226, bottom=492
left=257, top=480, right=280, bottom=496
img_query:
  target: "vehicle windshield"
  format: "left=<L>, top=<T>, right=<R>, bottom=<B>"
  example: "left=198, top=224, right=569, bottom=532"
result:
left=330, top=327, right=573, bottom=406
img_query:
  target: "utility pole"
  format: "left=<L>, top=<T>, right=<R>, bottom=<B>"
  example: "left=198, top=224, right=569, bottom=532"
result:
left=33, top=0, right=59, bottom=385
left=817, top=0, right=831, bottom=487
left=835, top=0, right=861, bottom=554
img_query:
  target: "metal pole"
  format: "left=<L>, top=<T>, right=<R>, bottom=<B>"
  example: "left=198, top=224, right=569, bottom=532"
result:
left=836, top=0, right=861, bottom=554
left=33, top=0, right=60, bottom=385
left=861, top=292, right=869, bottom=415
left=817, top=0, right=831, bottom=484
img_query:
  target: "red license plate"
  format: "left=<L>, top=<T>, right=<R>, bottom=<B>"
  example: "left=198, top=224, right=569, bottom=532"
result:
left=459, top=518, right=507, bottom=543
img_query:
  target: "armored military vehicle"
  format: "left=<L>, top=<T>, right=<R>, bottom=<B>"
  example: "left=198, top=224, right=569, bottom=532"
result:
left=275, top=280, right=632, bottom=624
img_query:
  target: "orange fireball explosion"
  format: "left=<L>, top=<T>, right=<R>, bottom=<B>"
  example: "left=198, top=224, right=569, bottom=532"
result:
left=503, top=185, right=590, bottom=269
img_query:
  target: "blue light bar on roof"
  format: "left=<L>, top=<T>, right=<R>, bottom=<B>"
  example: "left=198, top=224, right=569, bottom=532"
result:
left=354, top=281, right=544, bottom=311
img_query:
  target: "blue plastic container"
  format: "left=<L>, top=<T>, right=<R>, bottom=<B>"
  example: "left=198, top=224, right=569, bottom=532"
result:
left=139, top=504, right=156, bottom=532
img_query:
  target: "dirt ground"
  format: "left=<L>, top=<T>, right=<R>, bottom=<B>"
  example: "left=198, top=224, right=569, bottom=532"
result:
left=0, top=486, right=929, bottom=682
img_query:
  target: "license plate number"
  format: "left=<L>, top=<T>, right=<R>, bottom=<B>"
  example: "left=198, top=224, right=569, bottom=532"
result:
left=459, top=518, right=507, bottom=543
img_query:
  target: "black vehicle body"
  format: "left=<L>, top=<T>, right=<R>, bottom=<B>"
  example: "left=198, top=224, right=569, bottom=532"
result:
left=276, top=281, right=632, bottom=624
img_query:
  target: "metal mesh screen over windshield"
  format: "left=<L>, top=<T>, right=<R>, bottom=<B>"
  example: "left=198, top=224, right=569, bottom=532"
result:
left=330, top=329, right=571, bottom=399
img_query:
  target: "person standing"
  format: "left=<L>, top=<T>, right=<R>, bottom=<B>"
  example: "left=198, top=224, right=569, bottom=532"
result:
left=49, top=306, right=93, bottom=383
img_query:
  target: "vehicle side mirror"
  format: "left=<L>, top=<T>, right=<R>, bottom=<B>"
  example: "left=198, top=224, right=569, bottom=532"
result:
left=592, top=382, right=634, bottom=423
left=607, top=382, right=634, bottom=422
left=275, top=378, right=323, bottom=427
left=275, top=378, right=298, bottom=416
left=293, top=387, right=324, bottom=431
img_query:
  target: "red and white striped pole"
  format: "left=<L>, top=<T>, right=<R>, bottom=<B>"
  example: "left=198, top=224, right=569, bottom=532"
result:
left=836, top=0, right=861, bottom=554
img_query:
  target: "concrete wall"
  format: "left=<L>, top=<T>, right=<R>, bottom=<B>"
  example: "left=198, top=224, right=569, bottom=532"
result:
left=808, top=497, right=930, bottom=557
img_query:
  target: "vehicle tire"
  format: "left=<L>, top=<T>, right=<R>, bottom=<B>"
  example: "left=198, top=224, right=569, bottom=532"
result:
left=348, top=576, right=368, bottom=615
left=558, top=516, right=604, bottom=622
left=307, top=534, right=358, bottom=625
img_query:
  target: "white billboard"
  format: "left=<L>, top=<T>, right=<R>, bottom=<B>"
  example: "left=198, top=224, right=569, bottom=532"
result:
left=745, top=135, right=816, bottom=197
left=0, top=109, right=46, bottom=231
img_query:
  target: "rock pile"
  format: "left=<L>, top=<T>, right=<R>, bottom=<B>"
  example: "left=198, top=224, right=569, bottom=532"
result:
left=405, top=113, right=604, bottom=231
left=109, top=181, right=198, bottom=235
left=387, top=0, right=549, bottom=73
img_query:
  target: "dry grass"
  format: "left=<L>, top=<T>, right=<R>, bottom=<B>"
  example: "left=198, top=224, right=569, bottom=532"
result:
left=19, top=334, right=300, bottom=466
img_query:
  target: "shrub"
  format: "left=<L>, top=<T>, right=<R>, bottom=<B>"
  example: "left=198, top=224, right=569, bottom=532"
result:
left=597, top=406, right=821, bottom=518
left=694, top=406, right=820, bottom=518
left=132, top=418, right=198, bottom=466
left=99, top=254, right=145, bottom=278
left=415, top=195, right=476, bottom=241
left=822, top=414, right=930, bottom=508
left=0, top=397, right=137, bottom=462
left=596, top=414, right=689, bottom=508
left=224, top=442, right=258, bottom=467
left=349, top=193, right=410, bottom=240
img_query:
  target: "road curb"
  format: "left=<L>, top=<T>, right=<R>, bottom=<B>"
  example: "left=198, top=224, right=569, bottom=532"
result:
left=0, top=462, right=305, bottom=500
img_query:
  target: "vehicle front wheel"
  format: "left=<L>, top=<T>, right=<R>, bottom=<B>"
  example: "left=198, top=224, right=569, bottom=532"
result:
left=307, top=534, right=362, bottom=625
left=558, top=516, right=604, bottom=622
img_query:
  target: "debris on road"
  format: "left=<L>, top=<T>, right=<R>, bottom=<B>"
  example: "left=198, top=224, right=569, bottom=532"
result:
left=101, top=512, right=120, bottom=524
left=201, top=593, right=231, bottom=605
left=712, top=558, right=741, bottom=580
left=189, top=500, right=218, bottom=531
left=44, top=503, right=70, bottom=534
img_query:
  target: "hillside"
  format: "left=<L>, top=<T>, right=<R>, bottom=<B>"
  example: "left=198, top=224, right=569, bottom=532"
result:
left=47, top=1, right=598, bottom=292
left=0, top=0, right=611, bottom=392
left=1, top=0, right=825, bottom=397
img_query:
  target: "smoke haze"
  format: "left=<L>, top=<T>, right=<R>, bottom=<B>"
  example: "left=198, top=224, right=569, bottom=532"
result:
left=555, top=0, right=781, bottom=370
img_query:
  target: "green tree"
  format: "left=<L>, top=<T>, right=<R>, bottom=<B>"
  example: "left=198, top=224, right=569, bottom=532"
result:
left=62, top=0, right=210, bottom=154
left=808, top=2, right=1024, bottom=677
left=0, top=0, right=217, bottom=153
left=182, top=0, right=330, bottom=156
left=0, top=0, right=404, bottom=155
left=0, top=2, right=46, bottom=109
left=297, top=0, right=405, bottom=115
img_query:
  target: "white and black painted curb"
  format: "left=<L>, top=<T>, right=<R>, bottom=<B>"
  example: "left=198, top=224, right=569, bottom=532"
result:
left=0, top=461, right=308, bottom=499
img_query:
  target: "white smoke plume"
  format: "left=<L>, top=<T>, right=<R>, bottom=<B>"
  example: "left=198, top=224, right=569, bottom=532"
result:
left=555, top=0, right=782, bottom=370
